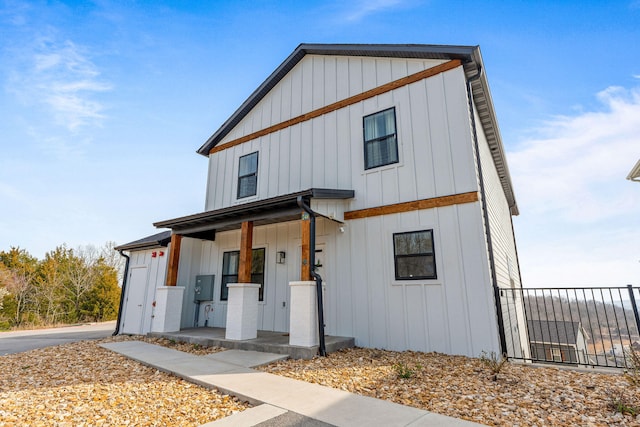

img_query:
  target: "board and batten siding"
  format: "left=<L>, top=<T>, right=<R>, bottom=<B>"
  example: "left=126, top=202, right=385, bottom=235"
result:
left=184, top=208, right=501, bottom=356
left=204, top=56, right=478, bottom=213
left=194, top=220, right=335, bottom=333
left=122, top=247, right=168, bottom=335
left=189, top=53, right=515, bottom=356
left=337, top=205, right=501, bottom=355
left=474, top=104, right=529, bottom=358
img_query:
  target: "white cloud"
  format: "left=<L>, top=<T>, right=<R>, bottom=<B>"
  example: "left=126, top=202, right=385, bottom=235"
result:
left=341, top=0, right=410, bottom=22
left=510, top=86, right=640, bottom=223
left=510, top=85, right=640, bottom=287
left=8, top=35, right=112, bottom=131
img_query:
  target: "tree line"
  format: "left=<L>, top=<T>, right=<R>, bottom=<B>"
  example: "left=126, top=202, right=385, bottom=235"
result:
left=523, top=292, right=640, bottom=345
left=0, top=242, right=124, bottom=330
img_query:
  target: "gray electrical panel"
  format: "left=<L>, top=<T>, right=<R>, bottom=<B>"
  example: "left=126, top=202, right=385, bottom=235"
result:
left=194, top=275, right=215, bottom=301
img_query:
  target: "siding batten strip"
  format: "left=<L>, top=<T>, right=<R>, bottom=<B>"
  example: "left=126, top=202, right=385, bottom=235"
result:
left=344, top=191, right=479, bottom=220
left=210, top=59, right=463, bottom=154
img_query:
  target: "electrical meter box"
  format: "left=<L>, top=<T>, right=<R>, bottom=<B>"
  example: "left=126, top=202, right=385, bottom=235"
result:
left=194, top=275, right=214, bottom=302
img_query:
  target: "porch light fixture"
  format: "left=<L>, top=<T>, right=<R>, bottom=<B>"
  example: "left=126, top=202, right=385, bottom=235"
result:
left=276, top=251, right=286, bottom=264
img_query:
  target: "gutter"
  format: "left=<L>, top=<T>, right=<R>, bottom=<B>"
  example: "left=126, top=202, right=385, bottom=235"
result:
left=297, top=196, right=327, bottom=357
left=113, top=250, right=131, bottom=336
left=466, top=64, right=508, bottom=356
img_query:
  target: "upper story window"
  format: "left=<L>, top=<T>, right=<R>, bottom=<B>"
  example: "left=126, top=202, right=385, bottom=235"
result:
left=237, top=152, right=258, bottom=199
left=393, top=230, right=436, bottom=280
left=363, top=107, right=398, bottom=170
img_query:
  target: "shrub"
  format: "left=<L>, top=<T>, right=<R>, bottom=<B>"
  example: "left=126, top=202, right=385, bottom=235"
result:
left=480, top=350, right=508, bottom=381
left=607, top=389, right=639, bottom=416
left=624, top=346, right=640, bottom=387
left=393, top=363, right=415, bottom=379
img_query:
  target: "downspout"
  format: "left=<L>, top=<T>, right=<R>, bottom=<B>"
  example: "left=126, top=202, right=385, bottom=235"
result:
left=297, top=196, right=327, bottom=357
left=466, top=66, right=508, bottom=355
left=113, top=250, right=131, bottom=336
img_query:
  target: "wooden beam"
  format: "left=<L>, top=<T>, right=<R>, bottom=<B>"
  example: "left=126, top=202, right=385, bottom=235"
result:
left=210, top=59, right=462, bottom=154
left=344, top=191, right=479, bottom=220
left=166, top=234, right=183, bottom=286
left=300, top=216, right=311, bottom=281
left=238, top=221, right=254, bottom=283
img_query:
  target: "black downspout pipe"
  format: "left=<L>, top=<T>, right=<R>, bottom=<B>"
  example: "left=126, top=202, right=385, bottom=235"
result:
left=297, top=196, right=327, bottom=357
left=466, top=67, right=508, bottom=356
left=113, top=250, right=131, bottom=336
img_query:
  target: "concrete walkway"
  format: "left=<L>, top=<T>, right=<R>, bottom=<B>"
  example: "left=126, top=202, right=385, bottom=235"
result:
left=100, top=341, right=484, bottom=427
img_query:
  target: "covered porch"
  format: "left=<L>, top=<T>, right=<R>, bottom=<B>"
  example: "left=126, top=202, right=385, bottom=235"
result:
left=151, top=188, right=354, bottom=357
left=150, top=327, right=355, bottom=359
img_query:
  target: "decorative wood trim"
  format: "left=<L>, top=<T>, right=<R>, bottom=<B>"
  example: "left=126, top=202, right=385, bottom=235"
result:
left=210, top=59, right=462, bottom=154
left=344, top=191, right=479, bottom=220
left=238, top=221, right=254, bottom=283
left=300, top=218, right=311, bottom=281
left=166, top=234, right=182, bottom=286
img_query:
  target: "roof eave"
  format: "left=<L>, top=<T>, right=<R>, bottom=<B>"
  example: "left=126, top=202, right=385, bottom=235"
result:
left=627, top=159, right=640, bottom=181
left=197, top=43, right=479, bottom=157
left=114, top=231, right=172, bottom=251
left=153, top=188, right=355, bottom=232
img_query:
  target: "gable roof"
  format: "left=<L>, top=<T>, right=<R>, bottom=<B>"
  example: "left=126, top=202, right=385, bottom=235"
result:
left=114, top=231, right=172, bottom=251
left=628, top=159, right=640, bottom=181
left=197, top=43, right=518, bottom=215
left=527, top=320, right=585, bottom=345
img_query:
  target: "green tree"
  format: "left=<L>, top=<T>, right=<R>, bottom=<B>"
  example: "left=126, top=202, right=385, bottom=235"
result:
left=0, top=248, right=39, bottom=326
left=36, top=246, right=71, bottom=324
left=82, top=260, right=120, bottom=321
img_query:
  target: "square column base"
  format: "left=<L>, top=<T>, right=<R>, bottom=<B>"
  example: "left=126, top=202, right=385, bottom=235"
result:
left=289, top=281, right=318, bottom=347
left=151, top=286, right=185, bottom=333
left=225, top=283, right=260, bottom=340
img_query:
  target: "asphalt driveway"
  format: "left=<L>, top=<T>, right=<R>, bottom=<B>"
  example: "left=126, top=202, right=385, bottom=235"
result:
left=0, top=321, right=116, bottom=355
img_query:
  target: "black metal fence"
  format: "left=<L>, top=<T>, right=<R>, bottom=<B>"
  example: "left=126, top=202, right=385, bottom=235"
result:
left=500, top=285, right=640, bottom=368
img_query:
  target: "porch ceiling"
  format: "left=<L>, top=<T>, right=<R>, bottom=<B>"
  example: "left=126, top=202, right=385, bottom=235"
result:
left=153, top=188, right=354, bottom=238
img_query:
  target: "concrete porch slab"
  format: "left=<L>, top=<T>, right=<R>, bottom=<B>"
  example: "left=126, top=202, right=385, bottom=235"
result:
left=205, top=349, right=288, bottom=368
left=149, top=327, right=354, bottom=359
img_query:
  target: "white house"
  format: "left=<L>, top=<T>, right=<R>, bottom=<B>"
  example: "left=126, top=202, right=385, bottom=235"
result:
left=628, top=159, right=640, bottom=182
left=527, top=320, right=590, bottom=364
left=115, top=44, right=528, bottom=359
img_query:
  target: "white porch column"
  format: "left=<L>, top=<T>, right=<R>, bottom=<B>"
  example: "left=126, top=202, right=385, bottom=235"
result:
left=225, top=283, right=260, bottom=340
left=151, top=286, right=185, bottom=333
left=289, top=281, right=318, bottom=347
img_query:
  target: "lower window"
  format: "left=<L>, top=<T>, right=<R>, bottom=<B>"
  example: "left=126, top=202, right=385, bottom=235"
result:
left=393, top=230, right=436, bottom=280
left=220, top=248, right=265, bottom=301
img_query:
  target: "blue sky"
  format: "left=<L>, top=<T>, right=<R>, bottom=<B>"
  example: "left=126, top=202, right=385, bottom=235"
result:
left=1, top=0, right=639, bottom=287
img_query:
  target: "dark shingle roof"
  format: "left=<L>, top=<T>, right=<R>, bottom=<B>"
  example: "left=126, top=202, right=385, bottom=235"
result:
left=527, top=320, right=583, bottom=345
left=114, top=231, right=172, bottom=251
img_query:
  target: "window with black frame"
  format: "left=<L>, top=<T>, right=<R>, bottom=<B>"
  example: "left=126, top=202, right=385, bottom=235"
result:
left=363, top=107, right=398, bottom=169
left=220, top=248, right=265, bottom=301
left=237, top=152, right=258, bottom=198
left=393, top=230, right=436, bottom=280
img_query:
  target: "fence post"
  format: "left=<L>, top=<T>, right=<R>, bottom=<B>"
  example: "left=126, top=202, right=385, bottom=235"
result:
left=628, top=285, right=640, bottom=337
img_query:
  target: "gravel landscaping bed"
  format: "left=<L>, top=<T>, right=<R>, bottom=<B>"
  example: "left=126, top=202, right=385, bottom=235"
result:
left=259, top=348, right=640, bottom=427
left=0, top=337, right=248, bottom=426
